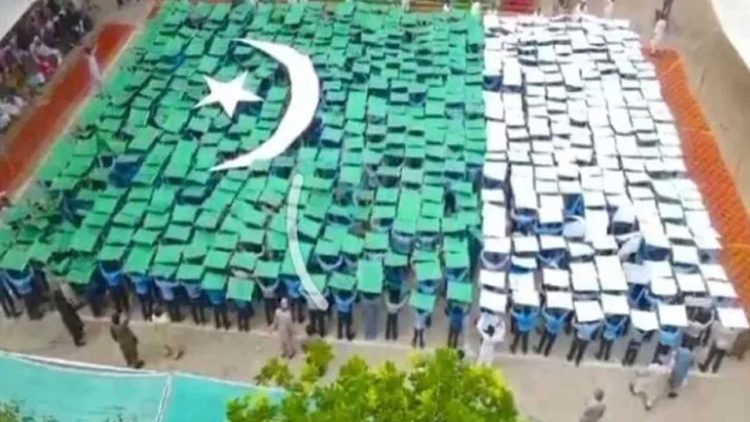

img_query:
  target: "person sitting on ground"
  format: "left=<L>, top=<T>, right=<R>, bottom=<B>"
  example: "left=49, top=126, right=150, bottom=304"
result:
left=630, top=362, right=669, bottom=410
left=579, top=388, right=606, bottom=422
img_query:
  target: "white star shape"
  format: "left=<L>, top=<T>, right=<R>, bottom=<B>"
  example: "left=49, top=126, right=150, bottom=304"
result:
left=194, top=72, right=262, bottom=117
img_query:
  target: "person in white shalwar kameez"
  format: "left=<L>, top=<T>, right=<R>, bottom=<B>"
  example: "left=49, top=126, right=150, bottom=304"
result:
left=477, top=319, right=506, bottom=366
left=650, top=13, right=667, bottom=55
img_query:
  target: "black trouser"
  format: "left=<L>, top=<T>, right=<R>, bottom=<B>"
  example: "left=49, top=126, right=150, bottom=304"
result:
left=237, top=307, right=251, bottom=332
left=700, top=343, right=727, bottom=373
left=310, top=309, right=326, bottom=337
left=24, top=293, right=43, bottom=320
left=137, top=294, right=154, bottom=321
left=190, top=300, right=207, bottom=325
left=337, top=311, right=354, bottom=340
left=652, top=343, right=671, bottom=364
left=412, top=328, right=425, bottom=348
left=536, top=330, right=557, bottom=356
left=213, top=304, right=230, bottom=329
left=683, top=335, right=700, bottom=351
left=447, top=327, right=461, bottom=348
left=596, top=338, right=614, bottom=361
left=109, top=284, right=129, bottom=313
left=0, top=288, right=19, bottom=318
left=622, top=340, right=641, bottom=366
left=385, top=313, right=398, bottom=340
left=264, top=297, right=277, bottom=325
left=510, top=331, right=530, bottom=354
left=290, top=297, right=305, bottom=323
left=567, top=337, right=589, bottom=366
left=166, top=300, right=182, bottom=322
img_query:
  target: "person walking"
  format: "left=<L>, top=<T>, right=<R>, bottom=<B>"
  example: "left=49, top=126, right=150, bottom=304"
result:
left=84, top=45, right=103, bottom=91
left=668, top=346, right=695, bottom=397
left=477, top=320, right=506, bottom=366
left=630, top=363, right=669, bottom=410
left=151, top=306, right=184, bottom=360
left=567, top=320, right=601, bottom=366
left=699, top=320, right=738, bottom=373
left=53, top=289, right=84, bottom=346
left=110, top=312, right=143, bottom=368
left=650, top=12, right=667, bottom=55
left=385, top=288, right=409, bottom=340
left=579, top=388, right=606, bottom=422
left=661, top=0, right=674, bottom=20
left=273, top=298, right=297, bottom=359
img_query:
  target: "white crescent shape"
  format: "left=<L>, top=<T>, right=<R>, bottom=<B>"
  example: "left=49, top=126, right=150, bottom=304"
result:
left=211, top=38, right=320, bottom=172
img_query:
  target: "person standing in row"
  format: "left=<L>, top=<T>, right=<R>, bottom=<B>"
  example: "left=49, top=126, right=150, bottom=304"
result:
left=259, top=279, right=279, bottom=326
left=53, top=289, right=84, bottom=346
left=0, top=273, right=20, bottom=318
left=334, top=289, right=356, bottom=341
left=700, top=321, right=739, bottom=373
left=303, top=287, right=327, bottom=337
left=602, top=0, right=615, bottom=19
left=447, top=303, right=466, bottom=349
left=361, top=292, right=380, bottom=340
left=274, top=298, right=298, bottom=359
left=412, top=308, right=428, bottom=349
left=385, top=288, right=408, bottom=341
left=110, top=311, right=143, bottom=369
left=568, top=320, right=601, bottom=366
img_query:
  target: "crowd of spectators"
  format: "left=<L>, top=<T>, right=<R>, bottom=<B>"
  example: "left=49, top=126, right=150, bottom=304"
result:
left=0, top=0, right=93, bottom=133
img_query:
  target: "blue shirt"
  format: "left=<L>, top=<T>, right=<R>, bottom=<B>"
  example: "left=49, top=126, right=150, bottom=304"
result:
left=413, top=309, right=428, bottom=330
left=575, top=322, right=601, bottom=341
left=284, top=278, right=302, bottom=299
left=449, top=307, right=465, bottom=330
left=155, top=279, right=178, bottom=301
left=543, top=309, right=567, bottom=334
left=182, top=282, right=202, bottom=300
left=512, top=308, right=539, bottom=333
left=99, top=263, right=124, bottom=288
left=672, top=347, right=695, bottom=382
left=131, top=275, right=152, bottom=296
left=3, top=270, right=32, bottom=295
left=659, top=327, right=682, bottom=347
left=602, top=316, right=627, bottom=341
left=206, top=289, right=226, bottom=306
left=334, top=293, right=355, bottom=313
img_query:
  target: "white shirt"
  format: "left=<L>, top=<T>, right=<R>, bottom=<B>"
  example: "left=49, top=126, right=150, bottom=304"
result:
left=653, top=19, right=667, bottom=42
left=86, top=53, right=102, bottom=82
left=713, top=322, right=739, bottom=351
left=603, top=0, right=614, bottom=19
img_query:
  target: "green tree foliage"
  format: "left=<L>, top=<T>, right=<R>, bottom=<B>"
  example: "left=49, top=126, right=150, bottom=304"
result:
left=228, top=348, right=519, bottom=422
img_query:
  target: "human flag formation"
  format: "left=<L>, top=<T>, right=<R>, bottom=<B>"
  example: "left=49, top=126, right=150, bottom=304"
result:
left=0, top=2, right=486, bottom=313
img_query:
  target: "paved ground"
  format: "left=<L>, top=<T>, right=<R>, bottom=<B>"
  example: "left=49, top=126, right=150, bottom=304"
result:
left=2, top=0, right=750, bottom=421
left=1, top=308, right=749, bottom=421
